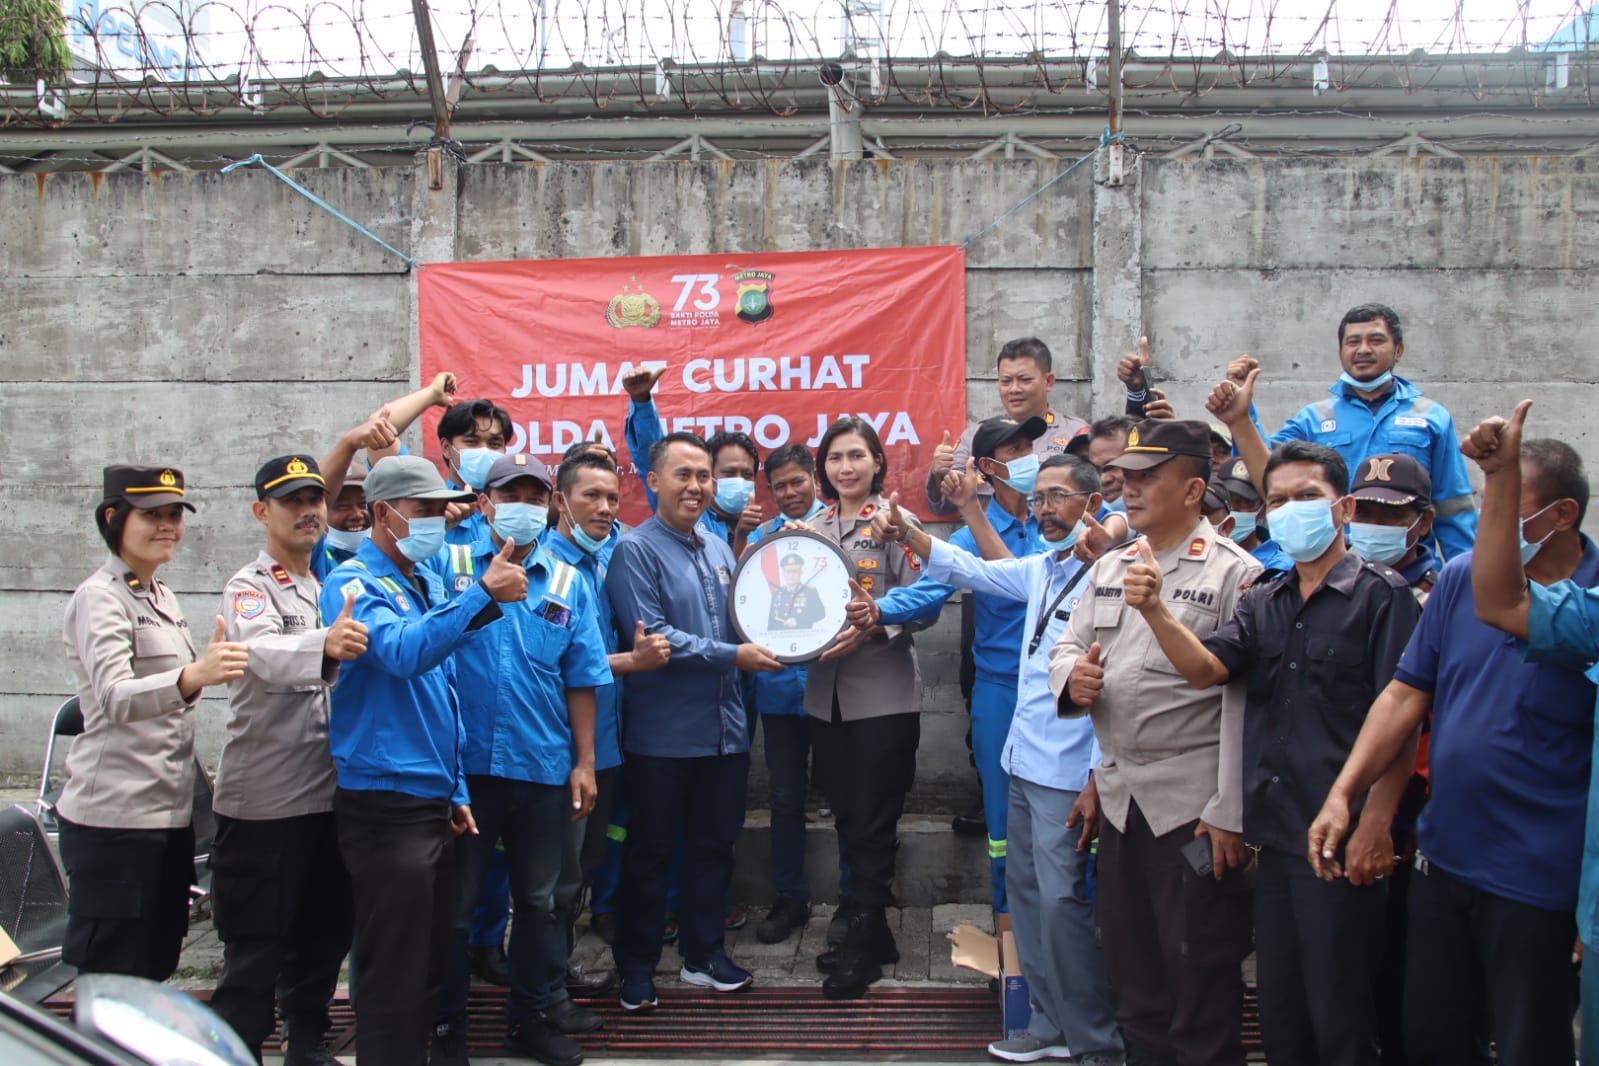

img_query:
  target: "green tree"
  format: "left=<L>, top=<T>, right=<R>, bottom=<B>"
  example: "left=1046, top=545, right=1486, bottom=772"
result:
left=0, top=0, right=72, bottom=84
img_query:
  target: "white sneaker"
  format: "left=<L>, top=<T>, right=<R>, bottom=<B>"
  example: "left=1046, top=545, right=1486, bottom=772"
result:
left=987, top=1033, right=1073, bottom=1062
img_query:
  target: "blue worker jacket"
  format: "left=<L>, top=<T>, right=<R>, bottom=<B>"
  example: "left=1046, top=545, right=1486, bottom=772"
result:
left=320, top=539, right=499, bottom=806
left=541, top=526, right=624, bottom=770
left=433, top=531, right=613, bottom=785
left=948, top=499, right=1045, bottom=686
left=1270, top=376, right=1478, bottom=559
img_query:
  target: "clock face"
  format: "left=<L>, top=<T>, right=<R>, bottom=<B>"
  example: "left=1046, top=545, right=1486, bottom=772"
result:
left=729, top=529, right=856, bottom=664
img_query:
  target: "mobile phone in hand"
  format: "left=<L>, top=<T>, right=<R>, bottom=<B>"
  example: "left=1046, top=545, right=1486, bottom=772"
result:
left=1180, top=835, right=1214, bottom=878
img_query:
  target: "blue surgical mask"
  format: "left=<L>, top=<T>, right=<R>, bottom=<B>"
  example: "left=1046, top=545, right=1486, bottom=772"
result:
left=998, top=454, right=1040, bottom=495
left=1520, top=502, right=1558, bottom=564
left=1269, top=499, right=1343, bottom=563
left=802, top=498, right=828, bottom=522
left=489, top=501, right=548, bottom=547
left=1348, top=521, right=1414, bottom=566
left=1339, top=370, right=1394, bottom=392
left=1042, top=520, right=1083, bottom=551
left=714, top=477, right=755, bottom=515
left=570, top=522, right=609, bottom=555
left=324, top=526, right=369, bottom=554
left=1104, top=497, right=1127, bottom=515
left=391, top=511, right=447, bottom=563
left=1227, top=511, right=1258, bottom=544
left=452, top=447, right=499, bottom=491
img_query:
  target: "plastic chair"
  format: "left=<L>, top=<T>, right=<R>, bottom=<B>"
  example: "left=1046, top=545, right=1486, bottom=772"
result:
left=35, top=697, right=83, bottom=841
left=0, top=803, right=77, bottom=1002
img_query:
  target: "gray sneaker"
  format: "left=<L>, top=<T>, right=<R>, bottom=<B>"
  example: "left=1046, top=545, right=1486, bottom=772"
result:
left=987, top=1033, right=1073, bottom=1062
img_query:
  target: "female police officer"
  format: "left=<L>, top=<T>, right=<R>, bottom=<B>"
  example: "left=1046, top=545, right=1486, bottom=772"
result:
left=805, top=418, right=950, bottom=1000
left=58, top=464, right=249, bottom=979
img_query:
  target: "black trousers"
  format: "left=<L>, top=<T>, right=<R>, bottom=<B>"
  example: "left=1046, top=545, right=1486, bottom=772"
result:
left=612, top=753, right=750, bottom=978
left=57, top=818, right=194, bottom=981
left=207, top=811, right=353, bottom=1057
left=1402, top=857, right=1576, bottom=1066
left=1254, top=845, right=1385, bottom=1066
left=1095, top=799, right=1253, bottom=1066
left=335, top=788, right=456, bottom=1066
left=810, top=709, right=919, bottom=908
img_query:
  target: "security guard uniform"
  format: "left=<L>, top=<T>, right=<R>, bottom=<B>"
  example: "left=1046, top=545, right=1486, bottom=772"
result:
left=58, top=465, right=200, bottom=982
left=805, top=495, right=951, bottom=918
left=1050, top=419, right=1262, bottom=1066
left=207, top=456, right=354, bottom=1059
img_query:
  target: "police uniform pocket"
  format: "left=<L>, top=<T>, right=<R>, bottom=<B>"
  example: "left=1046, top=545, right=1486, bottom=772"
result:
left=132, top=629, right=181, bottom=672
left=1093, top=600, right=1124, bottom=630
left=208, top=843, right=285, bottom=940
left=64, top=876, right=143, bottom=972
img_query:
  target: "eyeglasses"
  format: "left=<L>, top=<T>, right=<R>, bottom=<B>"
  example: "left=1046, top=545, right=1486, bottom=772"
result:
left=1029, top=489, right=1094, bottom=508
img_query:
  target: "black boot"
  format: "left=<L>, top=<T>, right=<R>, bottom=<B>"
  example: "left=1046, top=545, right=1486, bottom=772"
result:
left=281, top=1016, right=339, bottom=1066
left=817, top=905, right=897, bottom=974
left=825, top=895, right=858, bottom=947
left=822, top=906, right=891, bottom=999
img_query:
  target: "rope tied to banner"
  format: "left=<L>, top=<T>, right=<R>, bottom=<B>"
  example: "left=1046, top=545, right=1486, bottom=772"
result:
left=963, top=129, right=1127, bottom=249
left=221, top=153, right=423, bottom=270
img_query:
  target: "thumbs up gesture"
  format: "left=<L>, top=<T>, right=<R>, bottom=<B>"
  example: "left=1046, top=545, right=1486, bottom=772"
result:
left=323, top=589, right=370, bottom=661
left=482, top=537, right=529, bottom=603
left=186, top=615, right=250, bottom=691
left=844, top=578, right=882, bottom=631
left=931, top=429, right=958, bottom=477
left=1068, top=641, right=1105, bottom=708
left=629, top=619, right=673, bottom=671
left=622, top=365, right=668, bottom=403
left=1124, top=538, right=1163, bottom=613
left=1461, top=399, right=1532, bottom=475
left=871, top=491, right=908, bottom=543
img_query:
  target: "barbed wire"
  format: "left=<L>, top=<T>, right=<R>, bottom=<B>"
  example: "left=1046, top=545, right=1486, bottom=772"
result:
left=0, top=0, right=1593, bottom=127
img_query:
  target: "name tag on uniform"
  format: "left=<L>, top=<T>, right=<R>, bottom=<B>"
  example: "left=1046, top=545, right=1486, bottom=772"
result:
left=455, top=575, right=473, bottom=592
left=540, top=600, right=573, bottom=628
left=1395, top=415, right=1428, bottom=428
left=1320, top=419, right=1337, bottom=432
left=717, top=566, right=732, bottom=586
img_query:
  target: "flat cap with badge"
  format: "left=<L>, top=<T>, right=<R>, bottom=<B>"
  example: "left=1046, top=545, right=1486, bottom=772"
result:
left=364, top=455, right=476, bottom=504
left=1105, top=419, right=1214, bottom=470
left=254, top=454, right=326, bottom=500
left=1219, top=457, right=1261, bottom=501
left=101, top=464, right=196, bottom=512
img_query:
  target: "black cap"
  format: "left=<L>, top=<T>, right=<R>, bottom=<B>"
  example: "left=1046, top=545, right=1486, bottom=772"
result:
left=1351, top=453, right=1432, bottom=507
left=1202, top=475, right=1230, bottom=513
left=483, top=453, right=554, bottom=491
left=254, top=454, right=326, bottom=500
left=102, top=464, right=196, bottom=511
left=1106, top=419, right=1213, bottom=471
left=971, top=416, right=1047, bottom=461
left=1219, top=457, right=1260, bottom=501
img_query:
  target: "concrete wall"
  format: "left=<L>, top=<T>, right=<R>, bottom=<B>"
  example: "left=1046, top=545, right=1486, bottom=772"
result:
left=3, top=154, right=1595, bottom=809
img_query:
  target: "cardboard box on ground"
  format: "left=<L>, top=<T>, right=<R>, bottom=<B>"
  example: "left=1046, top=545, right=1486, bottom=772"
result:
left=949, top=914, right=1034, bottom=1043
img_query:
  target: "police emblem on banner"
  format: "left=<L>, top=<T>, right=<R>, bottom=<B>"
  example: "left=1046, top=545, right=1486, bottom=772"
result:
left=605, top=277, right=663, bottom=329
left=733, top=269, right=775, bottom=324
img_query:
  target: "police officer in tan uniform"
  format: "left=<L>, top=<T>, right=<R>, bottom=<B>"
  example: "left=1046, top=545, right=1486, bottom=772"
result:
left=1048, top=420, right=1261, bottom=1066
left=806, top=417, right=952, bottom=1000
left=209, top=455, right=370, bottom=1065
left=59, top=465, right=249, bottom=980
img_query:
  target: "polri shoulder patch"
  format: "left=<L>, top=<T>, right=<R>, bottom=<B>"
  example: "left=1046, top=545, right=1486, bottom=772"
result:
left=234, top=591, right=267, bottom=619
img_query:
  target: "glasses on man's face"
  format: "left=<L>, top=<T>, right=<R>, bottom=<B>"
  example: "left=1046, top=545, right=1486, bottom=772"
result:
left=1029, top=489, right=1094, bottom=509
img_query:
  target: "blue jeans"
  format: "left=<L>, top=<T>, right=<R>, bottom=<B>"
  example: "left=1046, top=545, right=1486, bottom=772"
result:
left=1006, top=775, right=1122, bottom=1056
left=971, top=676, right=1017, bottom=913
left=612, top=752, right=749, bottom=977
left=441, top=776, right=571, bottom=1026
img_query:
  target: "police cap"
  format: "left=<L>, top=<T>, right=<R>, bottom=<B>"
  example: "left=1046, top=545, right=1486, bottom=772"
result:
left=102, top=464, right=196, bottom=512
left=255, top=454, right=326, bottom=500
left=1106, top=420, right=1213, bottom=471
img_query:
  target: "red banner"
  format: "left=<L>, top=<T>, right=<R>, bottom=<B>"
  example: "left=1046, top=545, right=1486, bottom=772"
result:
left=418, top=246, right=967, bottom=524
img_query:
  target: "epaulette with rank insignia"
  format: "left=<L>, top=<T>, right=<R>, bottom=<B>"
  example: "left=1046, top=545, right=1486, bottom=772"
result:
left=1186, top=537, right=1207, bottom=558
left=825, top=506, right=837, bottom=522
left=270, top=563, right=294, bottom=587
left=860, top=503, right=878, bottom=519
